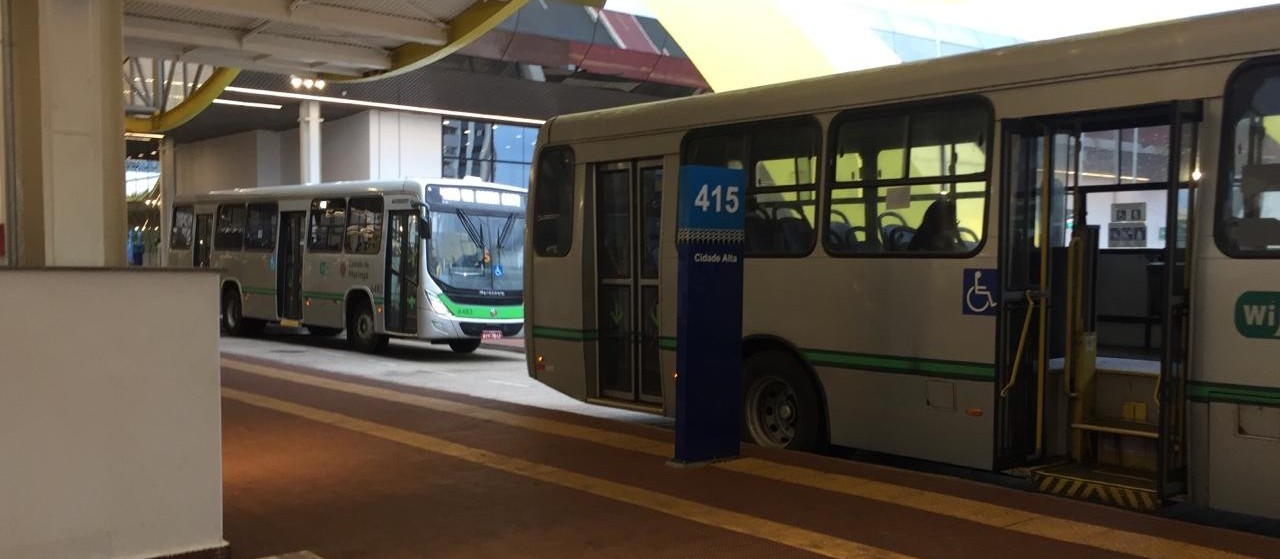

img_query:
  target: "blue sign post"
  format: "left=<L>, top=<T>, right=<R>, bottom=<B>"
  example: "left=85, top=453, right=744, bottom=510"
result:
left=672, top=165, right=746, bottom=465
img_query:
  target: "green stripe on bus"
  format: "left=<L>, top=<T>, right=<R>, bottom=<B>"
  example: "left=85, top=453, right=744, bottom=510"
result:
left=803, top=349, right=996, bottom=382
left=532, top=326, right=598, bottom=341
left=643, top=336, right=993, bottom=380
left=302, top=291, right=345, bottom=302
left=242, top=286, right=276, bottom=296
left=1188, top=381, right=1280, bottom=408
left=299, top=291, right=383, bottom=305
left=439, top=294, right=523, bottom=320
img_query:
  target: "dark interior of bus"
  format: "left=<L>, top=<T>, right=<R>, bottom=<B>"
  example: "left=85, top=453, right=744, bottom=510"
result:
left=998, top=101, right=1199, bottom=505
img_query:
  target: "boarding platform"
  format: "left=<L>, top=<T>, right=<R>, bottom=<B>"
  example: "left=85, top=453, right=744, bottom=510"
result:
left=219, top=353, right=1280, bottom=559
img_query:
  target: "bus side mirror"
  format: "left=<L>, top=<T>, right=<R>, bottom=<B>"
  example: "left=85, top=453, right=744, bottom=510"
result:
left=414, top=202, right=431, bottom=239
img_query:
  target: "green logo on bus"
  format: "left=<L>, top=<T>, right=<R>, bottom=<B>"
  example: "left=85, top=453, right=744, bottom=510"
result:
left=1236, top=291, right=1280, bottom=339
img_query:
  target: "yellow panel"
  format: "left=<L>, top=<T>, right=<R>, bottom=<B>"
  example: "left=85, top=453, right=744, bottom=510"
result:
left=644, top=0, right=836, bottom=92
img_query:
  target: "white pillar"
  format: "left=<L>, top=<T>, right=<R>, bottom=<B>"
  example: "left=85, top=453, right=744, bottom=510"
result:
left=10, top=0, right=125, bottom=266
left=158, top=137, right=176, bottom=266
left=300, top=100, right=322, bottom=184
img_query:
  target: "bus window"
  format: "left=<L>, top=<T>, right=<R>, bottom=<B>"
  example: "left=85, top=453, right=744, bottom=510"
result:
left=827, top=102, right=990, bottom=255
left=346, top=197, right=384, bottom=254
left=215, top=204, right=246, bottom=251
left=171, top=205, right=194, bottom=250
left=1219, top=58, right=1280, bottom=256
left=245, top=203, right=278, bottom=251
left=309, top=198, right=346, bottom=252
left=749, top=123, right=818, bottom=256
left=533, top=146, right=575, bottom=257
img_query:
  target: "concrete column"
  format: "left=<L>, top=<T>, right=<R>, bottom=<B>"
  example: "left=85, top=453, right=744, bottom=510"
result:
left=300, top=100, right=322, bottom=184
left=158, top=137, right=175, bottom=266
left=10, top=0, right=125, bottom=266
left=0, top=0, right=9, bottom=266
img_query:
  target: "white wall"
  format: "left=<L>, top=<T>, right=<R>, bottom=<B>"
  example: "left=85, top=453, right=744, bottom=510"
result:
left=370, top=110, right=441, bottom=180
left=175, top=130, right=270, bottom=194
left=279, top=127, right=300, bottom=186
left=0, top=269, right=224, bottom=559
left=176, top=108, right=447, bottom=192
left=320, top=111, right=372, bottom=182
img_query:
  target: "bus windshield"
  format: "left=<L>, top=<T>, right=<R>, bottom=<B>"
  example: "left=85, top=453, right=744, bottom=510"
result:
left=427, top=208, right=524, bottom=293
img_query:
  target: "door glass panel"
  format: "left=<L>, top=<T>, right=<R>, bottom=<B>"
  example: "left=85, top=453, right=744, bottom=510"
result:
left=598, top=284, right=632, bottom=393
left=598, top=170, right=631, bottom=279
left=279, top=213, right=305, bottom=319
left=640, top=167, right=662, bottom=279
left=640, top=286, right=660, bottom=397
left=404, top=213, right=420, bottom=333
left=195, top=215, right=213, bottom=267
left=388, top=216, right=404, bottom=330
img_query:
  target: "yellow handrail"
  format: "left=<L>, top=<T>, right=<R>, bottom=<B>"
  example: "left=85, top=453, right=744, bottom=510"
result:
left=1000, top=291, right=1037, bottom=398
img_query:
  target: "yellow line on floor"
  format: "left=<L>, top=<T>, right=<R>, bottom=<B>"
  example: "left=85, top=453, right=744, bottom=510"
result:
left=222, top=358, right=1264, bottom=559
left=222, top=387, right=913, bottom=559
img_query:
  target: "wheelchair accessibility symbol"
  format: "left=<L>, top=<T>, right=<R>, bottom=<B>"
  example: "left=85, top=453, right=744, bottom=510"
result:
left=963, top=268, right=999, bottom=316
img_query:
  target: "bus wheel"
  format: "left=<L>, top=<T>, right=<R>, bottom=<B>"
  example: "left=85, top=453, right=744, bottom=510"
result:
left=743, top=350, right=821, bottom=451
left=346, top=302, right=388, bottom=353
left=221, top=288, right=262, bottom=336
left=449, top=339, right=482, bottom=353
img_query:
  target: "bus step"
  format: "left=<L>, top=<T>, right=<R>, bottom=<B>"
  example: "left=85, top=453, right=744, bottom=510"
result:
left=1029, top=462, right=1158, bottom=511
left=1071, top=417, right=1158, bottom=439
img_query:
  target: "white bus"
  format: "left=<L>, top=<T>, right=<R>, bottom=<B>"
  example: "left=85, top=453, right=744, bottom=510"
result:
left=170, top=177, right=526, bottom=353
left=525, top=6, right=1280, bottom=519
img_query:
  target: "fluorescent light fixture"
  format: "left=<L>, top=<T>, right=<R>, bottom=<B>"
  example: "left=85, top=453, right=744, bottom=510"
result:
left=212, top=98, right=283, bottom=110
left=224, top=86, right=546, bottom=126
left=124, top=132, right=165, bottom=140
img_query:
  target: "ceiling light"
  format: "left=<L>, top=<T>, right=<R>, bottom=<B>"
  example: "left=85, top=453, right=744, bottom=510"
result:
left=290, top=75, right=303, bottom=88
left=224, top=86, right=545, bottom=126
left=212, top=98, right=283, bottom=110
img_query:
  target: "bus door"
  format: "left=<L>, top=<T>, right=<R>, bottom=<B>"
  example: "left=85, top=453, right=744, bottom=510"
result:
left=594, top=160, right=663, bottom=404
left=385, top=209, right=421, bottom=335
left=1001, top=102, right=1199, bottom=508
left=277, top=211, right=306, bottom=320
left=194, top=213, right=213, bottom=267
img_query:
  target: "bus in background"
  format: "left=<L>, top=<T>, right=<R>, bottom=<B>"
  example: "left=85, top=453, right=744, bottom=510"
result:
left=525, top=6, right=1280, bottom=519
left=170, top=177, right=525, bottom=353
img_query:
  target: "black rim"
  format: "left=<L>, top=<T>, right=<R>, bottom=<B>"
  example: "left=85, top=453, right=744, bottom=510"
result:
left=746, top=375, right=799, bottom=448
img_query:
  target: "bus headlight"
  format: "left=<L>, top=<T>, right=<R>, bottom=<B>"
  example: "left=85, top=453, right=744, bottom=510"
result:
left=429, top=294, right=450, bottom=315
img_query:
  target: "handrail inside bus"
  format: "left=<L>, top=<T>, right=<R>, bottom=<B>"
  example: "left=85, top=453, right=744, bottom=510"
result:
left=999, top=290, right=1038, bottom=399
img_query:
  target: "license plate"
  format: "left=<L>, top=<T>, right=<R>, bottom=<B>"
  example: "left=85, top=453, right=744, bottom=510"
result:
left=481, top=330, right=504, bottom=340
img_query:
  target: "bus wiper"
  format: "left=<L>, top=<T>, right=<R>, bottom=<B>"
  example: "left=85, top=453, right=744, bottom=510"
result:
left=497, top=213, right=517, bottom=249
left=455, top=208, right=486, bottom=251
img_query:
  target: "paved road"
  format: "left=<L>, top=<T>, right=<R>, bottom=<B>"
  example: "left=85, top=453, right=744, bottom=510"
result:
left=219, top=334, right=673, bottom=428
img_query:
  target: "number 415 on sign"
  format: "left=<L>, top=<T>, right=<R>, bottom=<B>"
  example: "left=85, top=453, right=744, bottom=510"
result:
left=694, top=184, right=740, bottom=213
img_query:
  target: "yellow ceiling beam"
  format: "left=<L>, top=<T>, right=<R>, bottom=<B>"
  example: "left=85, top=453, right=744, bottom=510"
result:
left=643, top=0, right=836, bottom=92
left=124, top=67, right=241, bottom=134
left=321, top=0, right=532, bottom=83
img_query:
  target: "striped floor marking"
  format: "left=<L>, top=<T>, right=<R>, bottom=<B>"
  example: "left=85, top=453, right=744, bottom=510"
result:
left=222, top=358, right=1267, bottom=559
left=223, top=387, right=913, bottom=559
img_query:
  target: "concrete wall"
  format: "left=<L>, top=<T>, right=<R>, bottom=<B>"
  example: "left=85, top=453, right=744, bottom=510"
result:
left=370, top=110, right=442, bottom=180
left=177, top=109, right=445, bottom=194
left=175, top=130, right=273, bottom=194
left=321, top=111, right=371, bottom=182
left=0, top=269, right=224, bottom=559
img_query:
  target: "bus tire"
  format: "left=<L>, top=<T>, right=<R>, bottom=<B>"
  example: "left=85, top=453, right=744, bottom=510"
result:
left=742, top=350, right=822, bottom=451
left=346, top=299, right=388, bottom=353
left=221, top=287, right=263, bottom=336
left=449, top=339, right=482, bottom=353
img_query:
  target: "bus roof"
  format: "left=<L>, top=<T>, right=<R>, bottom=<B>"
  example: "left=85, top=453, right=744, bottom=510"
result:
left=175, top=176, right=524, bottom=204
left=545, top=4, right=1280, bottom=144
